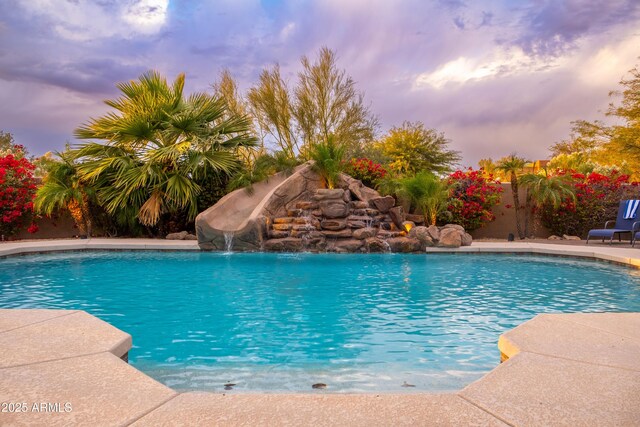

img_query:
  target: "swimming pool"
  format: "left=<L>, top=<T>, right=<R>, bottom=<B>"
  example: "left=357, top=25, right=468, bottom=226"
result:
left=1, top=251, right=639, bottom=392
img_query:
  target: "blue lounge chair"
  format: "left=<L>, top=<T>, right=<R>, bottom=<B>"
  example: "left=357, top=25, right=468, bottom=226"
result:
left=634, top=230, right=640, bottom=247
left=586, top=200, right=640, bottom=245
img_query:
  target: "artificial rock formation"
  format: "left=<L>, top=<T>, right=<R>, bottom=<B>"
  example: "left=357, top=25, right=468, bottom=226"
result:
left=195, top=162, right=473, bottom=252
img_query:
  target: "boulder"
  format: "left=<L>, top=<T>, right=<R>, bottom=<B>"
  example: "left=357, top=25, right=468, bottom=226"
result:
left=321, top=219, right=347, bottom=231
left=388, top=206, right=406, bottom=230
left=438, top=228, right=462, bottom=248
left=352, top=201, right=369, bottom=209
left=292, top=224, right=317, bottom=232
left=287, top=209, right=302, bottom=217
left=347, top=181, right=380, bottom=203
left=269, top=230, right=289, bottom=239
left=263, top=237, right=303, bottom=252
left=442, top=224, right=465, bottom=233
left=548, top=235, right=562, bottom=240
left=365, top=237, right=390, bottom=252
left=353, top=227, right=378, bottom=240
left=295, top=201, right=318, bottom=210
left=342, top=189, right=352, bottom=202
left=461, top=232, right=473, bottom=246
left=313, top=188, right=345, bottom=201
left=332, top=239, right=364, bottom=252
left=408, top=226, right=435, bottom=248
left=563, top=234, right=581, bottom=241
left=347, top=220, right=367, bottom=229
left=185, top=233, right=198, bottom=241
left=370, top=196, right=395, bottom=213
left=426, top=225, right=440, bottom=241
left=405, top=214, right=425, bottom=225
left=273, top=217, right=293, bottom=224
left=166, top=231, right=188, bottom=240
left=321, top=229, right=353, bottom=238
left=272, top=223, right=293, bottom=231
left=319, top=200, right=349, bottom=218
left=386, top=237, right=422, bottom=253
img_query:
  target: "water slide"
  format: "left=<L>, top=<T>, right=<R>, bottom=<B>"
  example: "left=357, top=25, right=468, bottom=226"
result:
left=195, top=162, right=322, bottom=250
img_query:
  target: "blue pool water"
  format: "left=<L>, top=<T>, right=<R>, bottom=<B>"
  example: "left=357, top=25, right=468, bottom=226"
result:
left=1, top=251, right=639, bottom=392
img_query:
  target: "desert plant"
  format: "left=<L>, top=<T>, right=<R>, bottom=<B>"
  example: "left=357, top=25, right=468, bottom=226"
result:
left=519, top=171, right=576, bottom=237
left=442, top=169, right=503, bottom=231
left=496, top=154, right=528, bottom=239
left=398, top=172, right=449, bottom=225
left=72, top=71, right=256, bottom=228
left=309, top=136, right=346, bottom=189
left=34, top=151, right=94, bottom=237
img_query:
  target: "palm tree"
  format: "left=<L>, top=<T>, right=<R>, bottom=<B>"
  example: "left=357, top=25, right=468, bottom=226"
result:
left=497, top=154, right=527, bottom=239
left=309, top=135, right=346, bottom=189
left=398, top=172, right=449, bottom=225
left=519, top=171, right=576, bottom=237
left=34, top=152, right=93, bottom=237
left=72, top=71, right=256, bottom=227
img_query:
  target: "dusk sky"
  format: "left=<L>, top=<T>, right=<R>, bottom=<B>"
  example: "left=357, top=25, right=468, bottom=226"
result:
left=0, top=0, right=638, bottom=166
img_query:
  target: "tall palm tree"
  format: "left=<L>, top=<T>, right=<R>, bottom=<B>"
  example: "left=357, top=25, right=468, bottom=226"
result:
left=497, top=154, right=527, bottom=239
left=34, top=152, right=93, bottom=237
left=72, top=71, right=256, bottom=227
left=519, top=171, right=576, bottom=237
left=398, top=172, right=449, bottom=225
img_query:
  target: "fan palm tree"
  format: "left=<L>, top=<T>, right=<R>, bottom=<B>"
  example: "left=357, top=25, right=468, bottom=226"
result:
left=496, top=154, right=528, bottom=239
left=519, top=171, right=576, bottom=237
left=34, top=152, right=93, bottom=237
left=72, top=71, right=256, bottom=227
left=398, top=172, right=449, bottom=225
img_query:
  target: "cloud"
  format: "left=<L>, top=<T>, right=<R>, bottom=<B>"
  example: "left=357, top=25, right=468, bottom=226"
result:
left=0, top=0, right=637, bottom=168
left=510, top=0, right=640, bottom=57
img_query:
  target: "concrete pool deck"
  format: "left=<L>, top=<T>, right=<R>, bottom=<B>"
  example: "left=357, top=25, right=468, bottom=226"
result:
left=1, top=239, right=639, bottom=425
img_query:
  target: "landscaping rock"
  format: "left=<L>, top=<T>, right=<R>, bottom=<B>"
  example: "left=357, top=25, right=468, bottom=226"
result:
left=388, top=206, right=406, bottom=230
left=563, top=234, right=581, bottom=241
left=353, top=227, right=378, bottom=240
left=272, top=223, right=293, bottom=231
left=321, top=229, right=353, bottom=239
left=386, top=237, right=422, bottom=253
left=408, top=226, right=435, bottom=248
left=438, top=228, right=462, bottom=248
left=426, top=225, right=440, bottom=241
left=548, top=235, right=562, bottom=240
left=319, top=200, right=349, bottom=218
left=347, top=220, right=367, bottom=229
left=269, top=230, right=289, bottom=239
left=332, top=239, right=364, bottom=252
left=442, top=224, right=465, bottom=232
left=405, top=214, right=425, bottom=224
left=185, top=234, right=198, bottom=240
left=371, top=196, right=396, bottom=213
left=365, top=237, right=389, bottom=252
left=166, top=231, right=188, bottom=240
left=273, top=217, right=293, bottom=224
left=346, top=180, right=380, bottom=203
left=321, top=219, right=347, bottom=231
left=352, top=201, right=369, bottom=209
left=313, top=188, right=345, bottom=201
left=461, top=232, right=473, bottom=246
left=295, top=201, right=318, bottom=210
left=264, top=237, right=303, bottom=252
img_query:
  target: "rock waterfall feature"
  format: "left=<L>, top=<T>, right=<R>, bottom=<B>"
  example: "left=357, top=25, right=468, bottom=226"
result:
left=195, top=162, right=472, bottom=252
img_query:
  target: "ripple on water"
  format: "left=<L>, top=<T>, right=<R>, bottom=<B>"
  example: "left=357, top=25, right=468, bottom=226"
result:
left=0, top=252, right=639, bottom=392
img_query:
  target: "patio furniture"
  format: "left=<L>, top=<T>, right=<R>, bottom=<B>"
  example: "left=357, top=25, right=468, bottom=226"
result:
left=586, top=200, right=640, bottom=245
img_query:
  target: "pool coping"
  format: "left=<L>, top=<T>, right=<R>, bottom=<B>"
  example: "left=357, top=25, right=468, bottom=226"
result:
left=1, top=237, right=640, bottom=268
left=1, top=239, right=639, bottom=425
